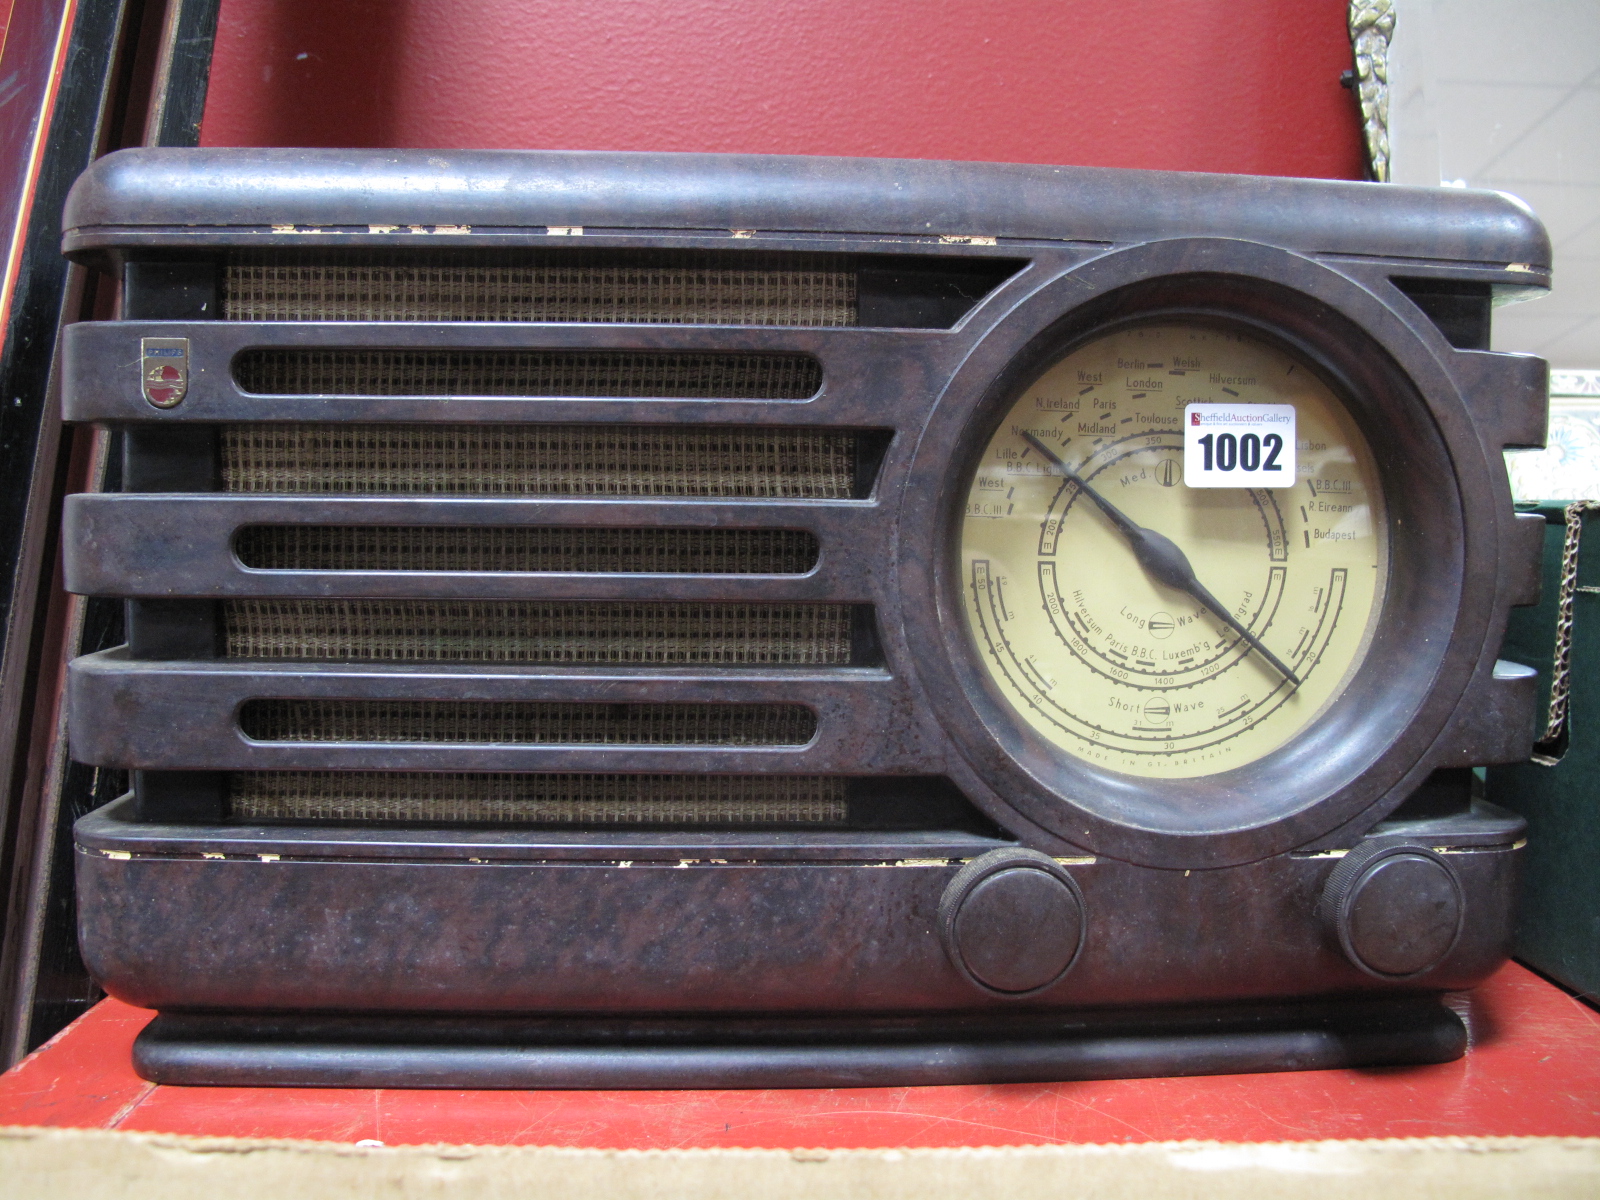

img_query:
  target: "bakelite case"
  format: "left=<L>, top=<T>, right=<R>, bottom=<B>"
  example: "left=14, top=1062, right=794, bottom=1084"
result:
left=59, top=150, right=1549, bottom=1087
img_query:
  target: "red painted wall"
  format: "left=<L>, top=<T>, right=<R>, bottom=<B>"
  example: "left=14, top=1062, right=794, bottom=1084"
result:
left=199, top=0, right=1364, bottom=180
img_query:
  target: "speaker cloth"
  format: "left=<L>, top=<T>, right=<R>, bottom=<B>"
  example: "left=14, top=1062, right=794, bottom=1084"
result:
left=222, top=599, right=856, bottom=664
left=221, top=425, right=860, bottom=497
left=222, top=249, right=858, bottom=325
left=227, top=771, right=848, bottom=825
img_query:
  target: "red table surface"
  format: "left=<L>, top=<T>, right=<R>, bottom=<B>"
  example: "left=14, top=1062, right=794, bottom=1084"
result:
left=2, top=963, right=1597, bottom=1148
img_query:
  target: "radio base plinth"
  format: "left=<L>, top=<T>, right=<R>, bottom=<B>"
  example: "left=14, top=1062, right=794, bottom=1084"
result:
left=131, top=998, right=1466, bottom=1089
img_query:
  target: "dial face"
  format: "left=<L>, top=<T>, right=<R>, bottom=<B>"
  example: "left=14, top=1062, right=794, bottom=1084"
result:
left=959, top=322, right=1388, bottom=780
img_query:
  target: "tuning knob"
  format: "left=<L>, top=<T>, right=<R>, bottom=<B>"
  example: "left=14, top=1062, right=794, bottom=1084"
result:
left=938, top=848, right=1085, bottom=995
left=1319, top=843, right=1464, bottom=979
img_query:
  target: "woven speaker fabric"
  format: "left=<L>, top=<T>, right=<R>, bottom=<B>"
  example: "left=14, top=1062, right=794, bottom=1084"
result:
left=223, top=599, right=854, bottom=664
left=233, top=349, right=821, bottom=399
left=222, top=250, right=858, bottom=326
left=211, top=251, right=866, bottom=831
left=221, top=425, right=859, bottom=498
left=228, top=771, right=849, bottom=825
left=234, top=526, right=819, bottom=574
left=240, top=699, right=817, bottom=746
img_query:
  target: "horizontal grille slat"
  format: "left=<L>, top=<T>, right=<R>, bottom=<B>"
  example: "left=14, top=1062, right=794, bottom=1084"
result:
left=222, top=249, right=858, bottom=325
left=223, top=600, right=855, bottom=664
left=239, top=700, right=816, bottom=746
left=232, top=349, right=821, bottom=399
left=227, top=771, right=848, bottom=825
left=220, top=425, right=860, bottom=498
left=234, top=526, right=820, bottom=574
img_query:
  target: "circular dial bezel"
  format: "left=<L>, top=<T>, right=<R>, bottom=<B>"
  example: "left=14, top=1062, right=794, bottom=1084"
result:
left=898, top=240, right=1491, bottom=869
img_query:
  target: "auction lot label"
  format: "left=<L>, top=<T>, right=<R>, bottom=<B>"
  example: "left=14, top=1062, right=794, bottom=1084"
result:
left=1184, top=404, right=1297, bottom=488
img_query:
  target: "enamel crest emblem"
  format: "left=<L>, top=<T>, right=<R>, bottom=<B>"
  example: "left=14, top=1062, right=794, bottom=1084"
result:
left=141, top=336, right=188, bottom=408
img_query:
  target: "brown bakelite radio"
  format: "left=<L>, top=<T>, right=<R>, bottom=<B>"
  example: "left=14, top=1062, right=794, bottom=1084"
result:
left=60, top=149, right=1549, bottom=1087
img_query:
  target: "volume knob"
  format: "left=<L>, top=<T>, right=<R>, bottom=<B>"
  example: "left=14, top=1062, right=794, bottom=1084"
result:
left=1320, top=843, right=1464, bottom=979
left=938, top=849, right=1085, bottom=995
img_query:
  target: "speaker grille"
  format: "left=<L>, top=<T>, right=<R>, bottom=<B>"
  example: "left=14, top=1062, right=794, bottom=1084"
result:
left=233, top=349, right=821, bottom=399
left=239, top=699, right=816, bottom=746
left=221, top=425, right=860, bottom=498
left=222, top=250, right=857, bottom=325
left=234, top=525, right=820, bottom=574
left=173, top=254, right=871, bottom=828
left=228, top=771, right=848, bottom=825
left=223, top=599, right=854, bottom=664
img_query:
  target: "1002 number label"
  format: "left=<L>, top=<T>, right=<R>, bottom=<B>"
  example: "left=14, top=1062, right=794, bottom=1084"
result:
left=1183, top=403, right=1297, bottom=488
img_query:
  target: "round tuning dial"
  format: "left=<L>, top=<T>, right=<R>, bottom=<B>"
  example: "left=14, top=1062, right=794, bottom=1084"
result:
left=959, top=321, right=1387, bottom=781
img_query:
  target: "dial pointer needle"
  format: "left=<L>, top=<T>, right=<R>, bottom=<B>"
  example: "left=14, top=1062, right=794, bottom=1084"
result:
left=1019, top=431, right=1301, bottom=688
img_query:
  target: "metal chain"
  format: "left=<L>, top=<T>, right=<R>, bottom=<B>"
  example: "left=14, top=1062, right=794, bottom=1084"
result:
left=1533, top=500, right=1600, bottom=762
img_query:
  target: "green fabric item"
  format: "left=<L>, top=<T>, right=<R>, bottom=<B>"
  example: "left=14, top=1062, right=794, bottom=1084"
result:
left=1487, top=504, right=1600, bottom=1002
